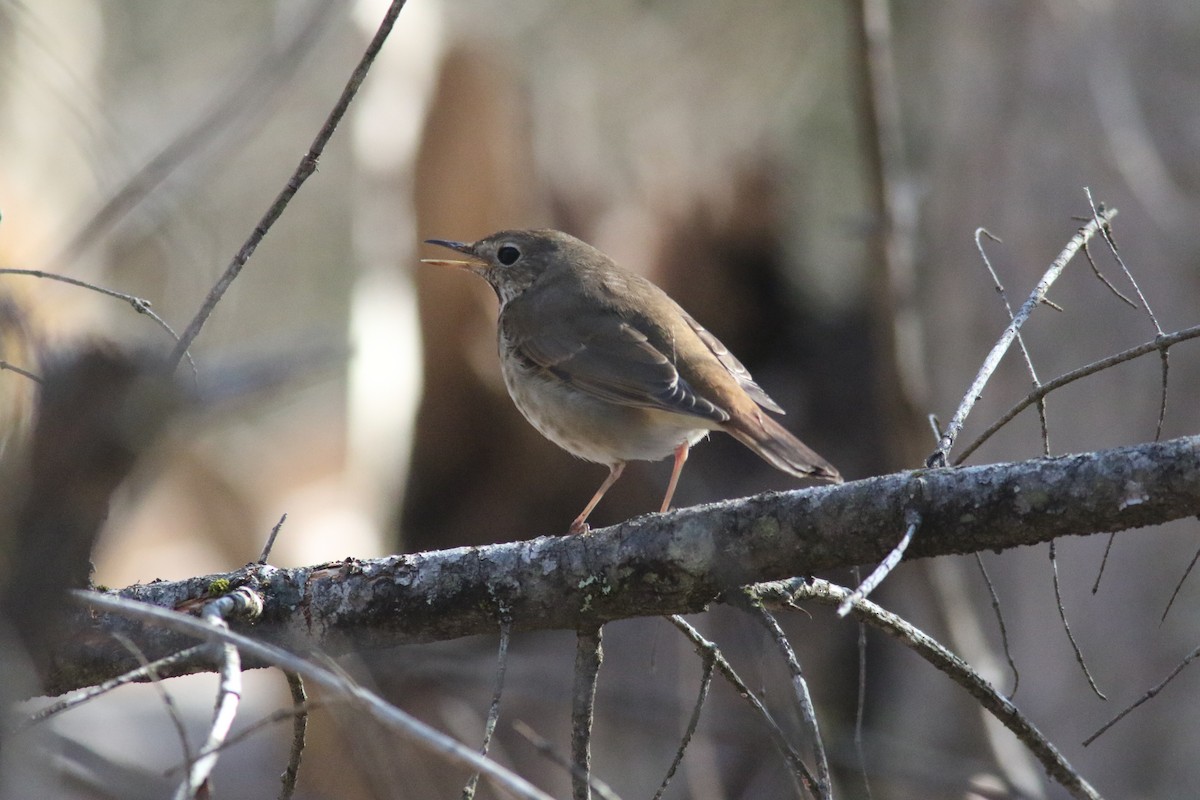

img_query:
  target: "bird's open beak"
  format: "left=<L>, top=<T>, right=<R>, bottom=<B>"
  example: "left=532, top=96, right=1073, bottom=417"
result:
left=421, top=239, right=486, bottom=272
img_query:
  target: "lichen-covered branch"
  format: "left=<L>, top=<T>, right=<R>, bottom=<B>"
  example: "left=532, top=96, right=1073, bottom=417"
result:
left=43, top=434, right=1200, bottom=696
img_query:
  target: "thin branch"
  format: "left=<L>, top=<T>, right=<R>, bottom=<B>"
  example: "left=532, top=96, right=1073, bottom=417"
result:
left=0, top=267, right=197, bottom=376
left=70, top=590, right=557, bottom=800
left=1083, top=643, right=1200, bottom=747
left=741, top=594, right=831, bottom=799
left=279, top=672, right=307, bottom=800
left=928, top=205, right=1117, bottom=467
left=165, top=698, right=319, bottom=778
left=1085, top=188, right=1160, bottom=335
left=955, top=323, right=1200, bottom=464
left=259, top=513, right=289, bottom=565
left=1084, top=187, right=1171, bottom=442
left=463, top=616, right=512, bottom=800
left=1091, top=533, right=1118, bottom=595
left=1160, top=539, right=1200, bottom=623
left=853, top=597, right=874, bottom=800
left=22, top=644, right=207, bottom=727
left=973, top=228, right=1051, bottom=455
left=176, top=587, right=264, bottom=800
left=1081, top=241, right=1136, bottom=308
left=0, top=360, right=43, bottom=384
left=168, top=0, right=410, bottom=368
left=571, top=626, right=604, bottom=800
left=1048, top=543, right=1106, bottom=701
left=838, top=505, right=921, bottom=616
left=112, top=632, right=194, bottom=775
left=512, top=721, right=622, bottom=800
left=668, top=615, right=816, bottom=797
left=973, top=554, right=1019, bottom=698
left=765, top=580, right=1104, bottom=800
left=650, top=651, right=714, bottom=800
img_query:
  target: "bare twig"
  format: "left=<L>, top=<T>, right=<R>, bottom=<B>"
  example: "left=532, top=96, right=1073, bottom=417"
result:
left=1160, top=541, right=1200, bottom=623
left=1048, top=542, right=1106, bottom=701
left=512, top=721, right=622, bottom=800
left=1085, top=189, right=1159, bottom=335
left=955, top=323, right=1200, bottom=464
left=168, top=0, right=410, bottom=368
left=0, top=360, right=43, bottom=384
left=463, top=616, right=512, bottom=800
left=741, top=594, right=831, bottom=799
left=1081, top=242, right=1136, bottom=308
left=973, top=228, right=1050, bottom=455
left=111, top=632, right=194, bottom=775
left=1083, top=643, right=1200, bottom=747
left=853, top=598, right=874, bottom=800
left=767, top=579, right=1104, bottom=800
left=838, top=505, right=920, bottom=616
left=1091, top=533, right=1118, bottom=595
left=973, top=554, right=1019, bottom=697
left=667, top=615, right=816, bottom=797
left=0, top=268, right=196, bottom=376
left=71, top=590, right=556, bottom=800
left=928, top=206, right=1117, bottom=467
left=176, top=587, right=264, bottom=800
left=280, top=672, right=307, bottom=800
left=23, top=644, right=206, bottom=727
left=259, top=513, right=289, bottom=565
left=650, top=651, right=714, bottom=800
left=571, top=626, right=604, bottom=800
left=1085, top=187, right=1170, bottom=444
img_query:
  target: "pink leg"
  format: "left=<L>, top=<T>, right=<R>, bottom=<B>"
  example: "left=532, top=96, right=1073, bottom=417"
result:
left=660, top=442, right=690, bottom=513
left=570, top=462, right=626, bottom=534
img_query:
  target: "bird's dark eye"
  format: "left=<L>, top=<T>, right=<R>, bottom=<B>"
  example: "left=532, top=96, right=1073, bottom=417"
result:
left=496, top=245, right=521, bottom=266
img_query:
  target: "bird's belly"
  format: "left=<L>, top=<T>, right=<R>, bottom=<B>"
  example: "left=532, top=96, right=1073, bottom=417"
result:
left=502, top=363, right=714, bottom=465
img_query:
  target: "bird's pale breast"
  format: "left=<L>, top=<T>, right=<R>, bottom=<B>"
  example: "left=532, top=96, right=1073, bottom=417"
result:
left=499, top=339, right=713, bottom=465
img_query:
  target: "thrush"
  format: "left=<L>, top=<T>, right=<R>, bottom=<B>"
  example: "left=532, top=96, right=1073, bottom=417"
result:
left=423, top=229, right=842, bottom=533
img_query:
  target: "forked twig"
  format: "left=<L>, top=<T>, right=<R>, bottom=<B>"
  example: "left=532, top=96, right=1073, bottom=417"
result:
left=0, top=268, right=196, bottom=375
left=740, top=593, right=831, bottom=799
left=928, top=206, right=1117, bottom=468
left=667, top=615, right=818, bottom=797
left=955, top=323, right=1200, bottom=464
left=973, top=228, right=1050, bottom=455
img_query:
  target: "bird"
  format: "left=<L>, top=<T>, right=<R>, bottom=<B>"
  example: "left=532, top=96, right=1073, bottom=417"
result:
left=422, top=229, right=842, bottom=534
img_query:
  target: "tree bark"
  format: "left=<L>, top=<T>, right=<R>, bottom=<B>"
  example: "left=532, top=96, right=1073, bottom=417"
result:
left=43, top=434, right=1200, bottom=696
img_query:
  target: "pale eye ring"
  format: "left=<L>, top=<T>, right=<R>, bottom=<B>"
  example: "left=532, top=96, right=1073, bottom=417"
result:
left=496, top=245, right=521, bottom=266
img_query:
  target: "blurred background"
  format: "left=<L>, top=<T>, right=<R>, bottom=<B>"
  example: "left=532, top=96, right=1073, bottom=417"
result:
left=1, top=0, right=1199, bottom=797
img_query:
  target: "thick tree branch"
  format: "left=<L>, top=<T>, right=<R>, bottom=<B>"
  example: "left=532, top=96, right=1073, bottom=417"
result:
left=43, top=434, right=1200, bottom=696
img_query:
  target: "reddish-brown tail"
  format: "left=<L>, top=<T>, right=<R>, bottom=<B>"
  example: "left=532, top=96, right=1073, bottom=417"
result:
left=724, top=410, right=842, bottom=484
